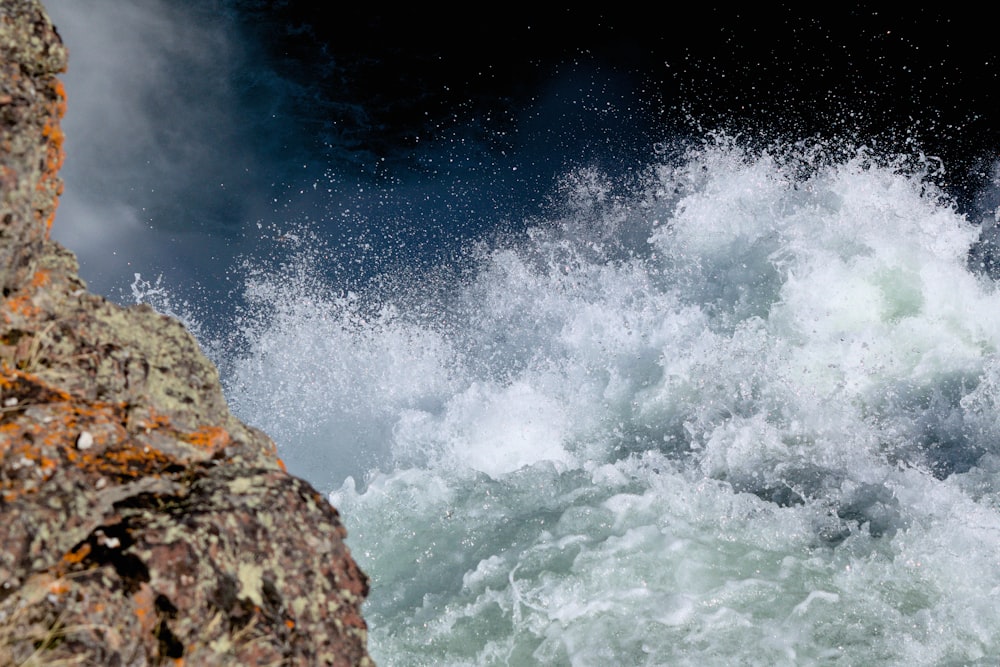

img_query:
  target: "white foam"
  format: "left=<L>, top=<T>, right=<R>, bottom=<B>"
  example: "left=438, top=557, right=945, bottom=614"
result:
left=219, top=136, right=1000, bottom=665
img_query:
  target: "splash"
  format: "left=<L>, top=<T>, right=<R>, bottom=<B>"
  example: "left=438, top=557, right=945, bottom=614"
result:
left=196, top=135, right=1000, bottom=664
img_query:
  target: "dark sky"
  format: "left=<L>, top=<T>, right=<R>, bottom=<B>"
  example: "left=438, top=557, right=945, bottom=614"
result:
left=230, top=5, right=1000, bottom=183
left=42, top=2, right=1000, bottom=315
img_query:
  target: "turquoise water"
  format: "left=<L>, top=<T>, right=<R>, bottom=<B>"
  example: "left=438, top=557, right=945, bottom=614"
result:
left=211, top=137, right=1000, bottom=665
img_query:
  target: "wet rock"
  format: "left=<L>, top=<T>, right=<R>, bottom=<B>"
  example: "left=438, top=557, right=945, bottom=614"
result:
left=0, top=2, right=372, bottom=664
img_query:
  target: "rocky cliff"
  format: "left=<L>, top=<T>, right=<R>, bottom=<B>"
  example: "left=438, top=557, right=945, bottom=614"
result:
left=0, top=2, right=372, bottom=664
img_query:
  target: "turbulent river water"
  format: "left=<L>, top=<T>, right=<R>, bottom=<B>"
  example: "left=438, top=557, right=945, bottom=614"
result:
left=206, top=136, right=1000, bottom=665
left=41, top=1, right=1000, bottom=663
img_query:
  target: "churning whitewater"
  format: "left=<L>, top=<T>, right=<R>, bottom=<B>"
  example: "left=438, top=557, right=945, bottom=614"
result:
left=201, top=137, right=1000, bottom=665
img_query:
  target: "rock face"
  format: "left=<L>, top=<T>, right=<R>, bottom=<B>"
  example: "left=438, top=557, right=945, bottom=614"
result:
left=0, top=2, right=372, bottom=665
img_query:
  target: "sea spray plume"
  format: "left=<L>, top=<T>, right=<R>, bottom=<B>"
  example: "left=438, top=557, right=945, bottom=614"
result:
left=219, top=224, right=465, bottom=490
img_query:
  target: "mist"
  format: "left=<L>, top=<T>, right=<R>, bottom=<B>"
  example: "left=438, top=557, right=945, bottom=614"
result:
left=44, top=0, right=284, bottom=305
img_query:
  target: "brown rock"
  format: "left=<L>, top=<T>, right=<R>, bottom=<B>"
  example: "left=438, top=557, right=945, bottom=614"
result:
left=0, top=2, right=373, bottom=665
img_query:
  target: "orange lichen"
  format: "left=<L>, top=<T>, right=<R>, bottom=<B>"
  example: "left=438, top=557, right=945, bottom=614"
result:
left=61, top=542, right=92, bottom=565
left=134, top=409, right=173, bottom=433
left=47, top=578, right=70, bottom=595
left=0, top=367, right=254, bottom=488
left=3, top=292, right=39, bottom=319
left=182, top=425, right=231, bottom=450
left=40, top=118, right=63, bottom=149
left=84, top=445, right=175, bottom=477
left=1, top=368, right=202, bottom=488
left=38, top=77, right=67, bottom=233
left=0, top=365, right=70, bottom=397
left=1, top=269, right=51, bottom=321
left=30, top=269, right=51, bottom=289
left=49, top=79, right=67, bottom=115
left=132, top=583, right=156, bottom=637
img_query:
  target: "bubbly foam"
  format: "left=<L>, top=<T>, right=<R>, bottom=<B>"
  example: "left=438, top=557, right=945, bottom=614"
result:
left=213, top=136, right=1000, bottom=664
